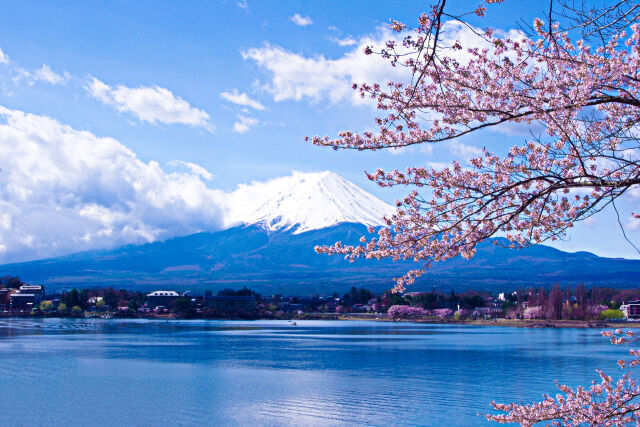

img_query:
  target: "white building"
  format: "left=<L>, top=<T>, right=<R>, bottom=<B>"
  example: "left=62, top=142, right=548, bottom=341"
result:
left=146, top=291, right=179, bottom=308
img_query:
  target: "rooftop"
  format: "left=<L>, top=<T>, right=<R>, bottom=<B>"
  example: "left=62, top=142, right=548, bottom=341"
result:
left=147, top=291, right=179, bottom=297
left=19, top=285, right=43, bottom=291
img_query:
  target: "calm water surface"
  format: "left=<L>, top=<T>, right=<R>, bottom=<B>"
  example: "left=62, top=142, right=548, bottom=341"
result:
left=0, top=319, right=623, bottom=426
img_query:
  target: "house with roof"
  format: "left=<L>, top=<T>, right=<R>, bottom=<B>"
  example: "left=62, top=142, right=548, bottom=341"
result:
left=146, top=291, right=179, bottom=308
left=471, top=306, right=504, bottom=320
left=10, top=285, right=45, bottom=311
left=621, top=301, right=640, bottom=320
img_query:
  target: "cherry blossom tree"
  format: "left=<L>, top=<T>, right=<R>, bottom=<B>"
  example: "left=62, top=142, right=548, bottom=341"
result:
left=433, top=307, right=453, bottom=319
left=523, top=305, right=543, bottom=319
left=387, top=304, right=430, bottom=319
left=309, top=0, right=640, bottom=424
left=488, top=329, right=640, bottom=425
left=309, top=0, right=640, bottom=293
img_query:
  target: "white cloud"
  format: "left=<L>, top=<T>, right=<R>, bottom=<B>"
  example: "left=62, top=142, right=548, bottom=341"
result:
left=289, top=14, right=313, bottom=26
left=420, top=144, right=435, bottom=155
left=242, top=27, right=407, bottom=105
left=330, top=37, right=357, bottom=47
left=0, top=48, right=8, bottom=65
left=87, top=76, right=111, bottom=102
left=493, top=120, right=547, bottom=137
left=33, top=65, right=68, bottom=85
left=236, top=0, right=248, bottom=9
left=0, top=106, right=225, bottom=262
left=243, top=21, right=523, bottom=107
left=12, top=64, right=69, bottom=86
left=233, top=115, right=259, bottom=134
left=220, top=89, right=265, bottom=111
left=441, top=21, right=524, bottom=63
left=169, top=160, right=214, bottom=181
left=449, top=141, right=483, bottom=161
left=86, top=77, right=213, bottom=130
left=427, top=161, right=451, bottom=170
left=0, top=46, right=74, bottom=87
left=11, top=69, right=33, bottom=85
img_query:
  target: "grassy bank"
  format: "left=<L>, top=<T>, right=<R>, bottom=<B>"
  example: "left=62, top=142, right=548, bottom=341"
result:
left=338, top=315, right=636, bottom=329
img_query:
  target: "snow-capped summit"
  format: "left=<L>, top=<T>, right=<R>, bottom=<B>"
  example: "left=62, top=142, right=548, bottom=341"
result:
left=224, top=171, right=395, bottom=233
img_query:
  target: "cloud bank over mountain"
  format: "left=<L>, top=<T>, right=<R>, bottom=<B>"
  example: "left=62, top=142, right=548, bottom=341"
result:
left=0, top=106, right=225, bottom=262
left=0, top=106, right=394, bottom=263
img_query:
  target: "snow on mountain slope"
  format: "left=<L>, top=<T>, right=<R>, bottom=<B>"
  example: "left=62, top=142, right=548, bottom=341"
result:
left=224, top=171, right=396, bottom=233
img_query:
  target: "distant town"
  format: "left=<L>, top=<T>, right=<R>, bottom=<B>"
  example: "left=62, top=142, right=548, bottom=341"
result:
left=1, top=275, right=639, bottom=325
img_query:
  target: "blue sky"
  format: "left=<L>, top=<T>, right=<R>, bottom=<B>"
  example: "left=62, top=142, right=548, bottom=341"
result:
left=0, top=0, right=637, bottom=262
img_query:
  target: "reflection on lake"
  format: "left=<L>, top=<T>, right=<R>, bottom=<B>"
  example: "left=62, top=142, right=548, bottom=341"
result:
left=0, top=319, right=623, bottom=426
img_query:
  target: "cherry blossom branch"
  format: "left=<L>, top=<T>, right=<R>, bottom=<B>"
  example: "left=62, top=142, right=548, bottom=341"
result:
left=308, top=0, right=640, bottom=292
left=488, top=330, right=640, bottom=426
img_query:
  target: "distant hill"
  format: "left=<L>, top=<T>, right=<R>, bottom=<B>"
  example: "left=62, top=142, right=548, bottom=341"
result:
left=1, top=223, right=639, bottom=295
left=2, top=171, right=638, bottom=294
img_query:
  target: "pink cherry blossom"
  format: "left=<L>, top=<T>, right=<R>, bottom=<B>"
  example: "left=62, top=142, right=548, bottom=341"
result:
left=433, top=308, right=453, bottom=319
left=309, top=1, right=640, bottom=293
left=488, top=329, right=640, bottom=425
left=387, top=304, right=430, bottom=319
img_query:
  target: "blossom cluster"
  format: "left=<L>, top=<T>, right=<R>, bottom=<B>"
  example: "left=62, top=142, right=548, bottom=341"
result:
left=387, top=304, right=430, bottom=319
left=523, top=306, right=543, bottom=319
left=312, top=4, right=640, bottom=291
left=488, top=329, right=640, bottom=425
left=433, top=308, right=453, bottom=319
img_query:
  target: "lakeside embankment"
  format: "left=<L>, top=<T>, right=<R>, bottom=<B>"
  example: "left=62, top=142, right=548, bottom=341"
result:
left=3, top=281, right=637, bottom=328
left=0, top=311, right=633, bottom=329
left=342, top=314, right=637, bottom=328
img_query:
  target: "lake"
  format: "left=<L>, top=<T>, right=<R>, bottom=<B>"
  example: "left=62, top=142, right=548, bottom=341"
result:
left=0, top=319, right=624, bottom=426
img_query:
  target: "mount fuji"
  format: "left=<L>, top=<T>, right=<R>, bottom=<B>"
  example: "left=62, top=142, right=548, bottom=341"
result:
left=2, top=171, right=640, bottom=294
left=224, top=171, right=395, bottom=233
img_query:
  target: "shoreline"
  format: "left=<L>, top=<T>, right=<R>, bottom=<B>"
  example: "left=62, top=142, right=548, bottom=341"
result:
left=0, top=312, right=634, bottom=329
left=294, top=315, right=635, bottom=329
left=340, top=316, right=635, bottom=329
